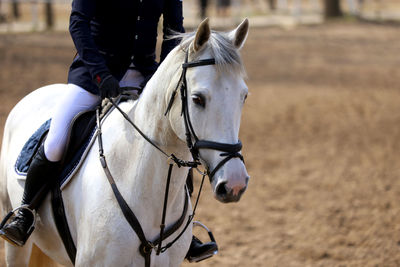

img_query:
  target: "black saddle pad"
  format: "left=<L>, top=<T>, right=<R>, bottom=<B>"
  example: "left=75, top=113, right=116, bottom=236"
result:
left=15, top=119, right=51, bottom=175
left=15, top=110, right=97, bottom=186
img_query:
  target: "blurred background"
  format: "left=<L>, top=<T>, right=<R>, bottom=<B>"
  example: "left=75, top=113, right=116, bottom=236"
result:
left=1, top=0, right=400, bottom=266
left=0, top=0, right=400, bottom=30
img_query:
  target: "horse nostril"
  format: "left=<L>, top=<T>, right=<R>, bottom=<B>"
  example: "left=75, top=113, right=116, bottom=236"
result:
left=216, top=182, right=228, bottom=196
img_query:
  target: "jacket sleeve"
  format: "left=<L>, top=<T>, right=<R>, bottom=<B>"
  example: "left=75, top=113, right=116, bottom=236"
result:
left=160, top=0, right=185, bottom=62
left=69, top=0, right=109, bottom=79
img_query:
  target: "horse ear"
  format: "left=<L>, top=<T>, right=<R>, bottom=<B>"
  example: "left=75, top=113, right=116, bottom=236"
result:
left=193, top=18, right=211, bottom=52
left=229, top=18, right=249, bottom=50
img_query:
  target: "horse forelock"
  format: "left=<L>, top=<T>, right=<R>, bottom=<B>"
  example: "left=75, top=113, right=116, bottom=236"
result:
left=172, top=31, right=246, bottom=78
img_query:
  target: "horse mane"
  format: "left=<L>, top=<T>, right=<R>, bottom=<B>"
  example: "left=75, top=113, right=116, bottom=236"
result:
left=173, top=30, right=247, bottom=77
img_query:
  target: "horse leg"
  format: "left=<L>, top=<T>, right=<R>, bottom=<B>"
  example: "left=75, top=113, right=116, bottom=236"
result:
left=29, top=244, right=61, bottom=267
left=4, top=240, right=33, bottom=267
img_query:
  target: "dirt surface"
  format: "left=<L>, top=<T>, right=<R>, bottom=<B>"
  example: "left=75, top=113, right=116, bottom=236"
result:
left=1, top=21, right=400, bottom=266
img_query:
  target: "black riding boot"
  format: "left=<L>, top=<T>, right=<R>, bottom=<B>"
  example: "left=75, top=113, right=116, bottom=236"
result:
left=0, top=145, right=60, bottom=246
left=186, top=236, right=218, bottom=262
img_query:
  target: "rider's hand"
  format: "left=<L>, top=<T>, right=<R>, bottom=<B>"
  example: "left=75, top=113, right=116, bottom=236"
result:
left=96, top=73, right=122, bottom=99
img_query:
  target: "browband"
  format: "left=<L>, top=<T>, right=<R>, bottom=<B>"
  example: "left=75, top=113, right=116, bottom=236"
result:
left=182, top=59, right=216, bottom=69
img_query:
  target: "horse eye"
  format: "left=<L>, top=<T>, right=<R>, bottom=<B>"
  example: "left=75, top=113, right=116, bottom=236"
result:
left=243, top=94, right=248, bottom=103
left=192, top=94, right=206, bottom=107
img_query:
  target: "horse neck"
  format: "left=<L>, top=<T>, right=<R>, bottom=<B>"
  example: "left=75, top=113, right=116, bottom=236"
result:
left=132, top=48, right=188, bottom=158
left=108, top=52, right=190, bottom=228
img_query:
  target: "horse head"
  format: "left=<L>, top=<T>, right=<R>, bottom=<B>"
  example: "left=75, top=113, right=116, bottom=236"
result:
left=168, top=18, right=250, bottom=203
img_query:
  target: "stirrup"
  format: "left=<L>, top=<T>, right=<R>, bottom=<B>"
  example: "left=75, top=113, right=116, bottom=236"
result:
left=0, top=205, right=37, bottom=245
left=189, top=221, right=218, bottom=263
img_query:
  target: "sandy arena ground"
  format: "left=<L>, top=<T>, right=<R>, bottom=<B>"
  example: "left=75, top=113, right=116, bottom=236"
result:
left=0, top=21, right=400, bottom=266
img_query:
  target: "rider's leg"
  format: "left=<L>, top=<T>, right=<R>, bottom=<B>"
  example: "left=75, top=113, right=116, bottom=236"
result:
left=44, top=84, right=101, bottom=162
left=0, top=84, right=100, bottom=246
left=186, top=235, right=218, bottom=262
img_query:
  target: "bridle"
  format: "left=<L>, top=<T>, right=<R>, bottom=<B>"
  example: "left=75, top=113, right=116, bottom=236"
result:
left=96, top=49, right=245, bottom=267
left=165, top=50, right=244, bottom=181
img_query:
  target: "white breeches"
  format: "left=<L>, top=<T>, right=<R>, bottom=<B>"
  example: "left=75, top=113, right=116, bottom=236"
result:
left=44, top=68, right=144, bottom=162
left=44, top=84, right=100, bottom=162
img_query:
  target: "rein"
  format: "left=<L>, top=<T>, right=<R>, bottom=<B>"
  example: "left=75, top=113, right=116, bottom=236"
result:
left=96, top=50, right=244, bottom=267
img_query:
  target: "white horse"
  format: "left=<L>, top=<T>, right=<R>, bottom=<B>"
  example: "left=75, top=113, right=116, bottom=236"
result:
left=0, top=18, right=250, bottom=266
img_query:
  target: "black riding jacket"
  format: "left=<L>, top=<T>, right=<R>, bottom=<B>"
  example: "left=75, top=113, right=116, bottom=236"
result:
left=68, top=0, right=184, bottom=94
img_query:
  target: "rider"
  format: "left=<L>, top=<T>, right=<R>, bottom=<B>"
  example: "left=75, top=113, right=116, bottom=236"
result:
left=0, top=0, right=216, bottom=262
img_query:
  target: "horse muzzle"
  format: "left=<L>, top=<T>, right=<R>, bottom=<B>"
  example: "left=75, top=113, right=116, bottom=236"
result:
left=212, top=159, right=249, bottom=203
